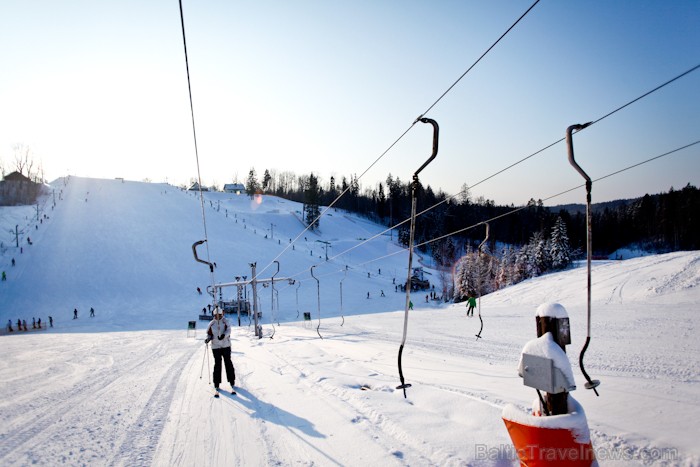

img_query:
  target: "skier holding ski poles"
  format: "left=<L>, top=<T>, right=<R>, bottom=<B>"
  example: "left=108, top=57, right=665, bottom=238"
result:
left=205, top=306, right=236, bottom=395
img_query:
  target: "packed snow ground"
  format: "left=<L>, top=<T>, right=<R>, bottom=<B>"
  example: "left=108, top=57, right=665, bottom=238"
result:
left=1, top=177, right=698, bottom=466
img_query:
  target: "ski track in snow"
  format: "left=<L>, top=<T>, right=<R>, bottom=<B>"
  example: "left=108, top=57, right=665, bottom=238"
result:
left=0, top=333, right=194, bottom=466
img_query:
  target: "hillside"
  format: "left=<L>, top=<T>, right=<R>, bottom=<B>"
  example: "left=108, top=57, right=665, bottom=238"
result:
left=0, top=177, right=699, bottom=466
left=0, top=176, right=424, bottom=331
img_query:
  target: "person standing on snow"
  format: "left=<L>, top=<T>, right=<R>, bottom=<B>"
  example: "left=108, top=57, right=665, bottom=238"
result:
left=89, top=307, right=95, bottom=317
left=73, top=308, right=78, bottom=319
left=205, top=307, right=236, bottom=392
left=466, top=295, right=477, bottom=317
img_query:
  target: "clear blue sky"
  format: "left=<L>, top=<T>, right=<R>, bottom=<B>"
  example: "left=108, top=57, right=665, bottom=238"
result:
left=1, top=0, right=698, bottom=205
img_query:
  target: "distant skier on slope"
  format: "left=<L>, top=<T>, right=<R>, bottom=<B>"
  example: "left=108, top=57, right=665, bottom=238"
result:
left=205, top=307, right=236, bottom=394
left=466, top=295, right=477, bottom=317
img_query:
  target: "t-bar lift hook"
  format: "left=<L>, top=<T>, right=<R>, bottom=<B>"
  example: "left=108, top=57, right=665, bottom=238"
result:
left=310, top=265, right=323, bottom=339
left=475, top=222, right=489, bottom=340
left=397, top=117, right=439, bottom=398
left=566, top=123, right=600, bottom=396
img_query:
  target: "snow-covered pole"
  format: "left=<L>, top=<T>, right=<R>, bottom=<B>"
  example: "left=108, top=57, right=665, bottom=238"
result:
left=310, top=265, right=323, bottom=339
left=397, top=117, right=439, bottom=398
left=270, top=261, right=279, bottom=339
left=566, top=123, right=600, bottom=396
left=250, top=262, right=261, bottom=338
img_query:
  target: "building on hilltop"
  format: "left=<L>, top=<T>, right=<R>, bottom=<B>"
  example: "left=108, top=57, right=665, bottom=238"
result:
left=188, top=182, right=209, bottom=192
left=223, top=183, right=245, bottom=194
left=0, top=171, right=44, bottom=206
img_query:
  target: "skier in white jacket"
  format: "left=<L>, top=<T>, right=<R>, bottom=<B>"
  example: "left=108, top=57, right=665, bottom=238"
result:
left=205, top=306, right=236, bottom=391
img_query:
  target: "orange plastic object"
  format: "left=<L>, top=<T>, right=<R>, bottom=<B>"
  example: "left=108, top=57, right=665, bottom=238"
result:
left=503, top=417, right=596, bottom=466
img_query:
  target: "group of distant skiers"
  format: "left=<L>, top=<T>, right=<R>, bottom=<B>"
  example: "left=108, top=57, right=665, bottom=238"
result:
left=6, top=316, right=53, bottom=332
left=6, top=307, right=97, bottom=332
left=73, top=307, right=96, bottom=319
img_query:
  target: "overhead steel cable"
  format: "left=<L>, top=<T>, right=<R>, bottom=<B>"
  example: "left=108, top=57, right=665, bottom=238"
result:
left=332, top=139, right=700, bottom=270
left=178, top=0, right=216, bottom=288
left=416, top=0, right=541, bottom=120
left=324, top=62, right=700, bottom=264
left=255, top=1, right=540, bottom=277
left=272, top=136, right=699, bottom=290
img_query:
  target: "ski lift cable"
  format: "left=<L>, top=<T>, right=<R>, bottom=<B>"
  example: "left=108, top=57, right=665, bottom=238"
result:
left=271, top=138, right=699, bottom=289
left=417, top=0, right=541, bottom=120
left=283, top=63, right=700, bottom=277
left=410, top=62, right=700, bottom=225
left=178, top=0, right=216, bottom=290
left=350, top=139, right=699, bottom=269
left=253, top=61, right=700, bottom=285
left=255, top=3, right=541, bottom=278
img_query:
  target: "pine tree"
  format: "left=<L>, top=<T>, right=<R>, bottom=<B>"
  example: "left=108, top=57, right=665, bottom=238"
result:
left=245, top=168, right=259, bottom=198
left=262, top=169, right=272, bottom=193
left=550, top=216, right=572, bottom=270
left=532, top=231, right=551, bottom=276
left=304, top=173, right=321, bottom=230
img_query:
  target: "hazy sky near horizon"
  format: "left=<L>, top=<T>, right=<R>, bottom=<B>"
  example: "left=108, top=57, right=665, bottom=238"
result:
left=1, top=0, right=698, bottom=206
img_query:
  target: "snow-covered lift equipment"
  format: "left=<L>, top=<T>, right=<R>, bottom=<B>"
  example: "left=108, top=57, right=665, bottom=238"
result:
left=310, top=265, right=323, bottom=339
left=566, top=123, right=601, bottom=396
left=502, top=302, right=596, bottom=465
left=396, top=117, right=439, bottom=398
left=270, top=261, right=279, bottom=339
left=209, top=263, right=292, bottom=338
left=475, top=222, right=489, bottom=340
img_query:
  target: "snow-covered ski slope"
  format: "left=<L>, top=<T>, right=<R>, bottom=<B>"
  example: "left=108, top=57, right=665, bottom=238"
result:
left=1, top=176, right=699, bottom=466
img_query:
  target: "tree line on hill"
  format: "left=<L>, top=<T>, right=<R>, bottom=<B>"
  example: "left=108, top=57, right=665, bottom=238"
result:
left=243, top=167, right=697, bottom=298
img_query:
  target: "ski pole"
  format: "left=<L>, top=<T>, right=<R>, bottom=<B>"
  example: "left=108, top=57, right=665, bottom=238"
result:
left=200, top=340, right=207, bottom=379
left=206, top=341, right=211, bottom=384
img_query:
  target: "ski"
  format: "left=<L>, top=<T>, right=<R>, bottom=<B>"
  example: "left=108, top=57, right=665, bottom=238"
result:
left=213, top=388, right=236, bottom=397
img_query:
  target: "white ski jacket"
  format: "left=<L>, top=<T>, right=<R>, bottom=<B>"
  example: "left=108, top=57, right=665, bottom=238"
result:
left=206, top=316, right=232, bottom=349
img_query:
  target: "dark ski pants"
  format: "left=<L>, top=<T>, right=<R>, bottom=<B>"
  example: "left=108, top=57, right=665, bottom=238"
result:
left=212, top=346, right=235, bottom=387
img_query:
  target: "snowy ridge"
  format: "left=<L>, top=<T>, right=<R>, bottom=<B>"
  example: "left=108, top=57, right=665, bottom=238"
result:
left=1, top=177, right=699, bottom=466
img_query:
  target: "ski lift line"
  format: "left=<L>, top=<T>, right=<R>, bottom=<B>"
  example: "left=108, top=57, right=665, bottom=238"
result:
left=272, top=136, right=699, bottom=284
left=417, top=0, right=541, bottom=119
left=255, top=1, right=539, bottom=277
left=349, top=138, right=700, bottom=269
left=256, top=122, right=419, bottom=279
left=590, top=63, right=700, bottom=127
left=178, top=0, right=216, bottom=288
left=407, top=62, right=700, bottom=226
left=256, top=29, right=697, bottom=282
